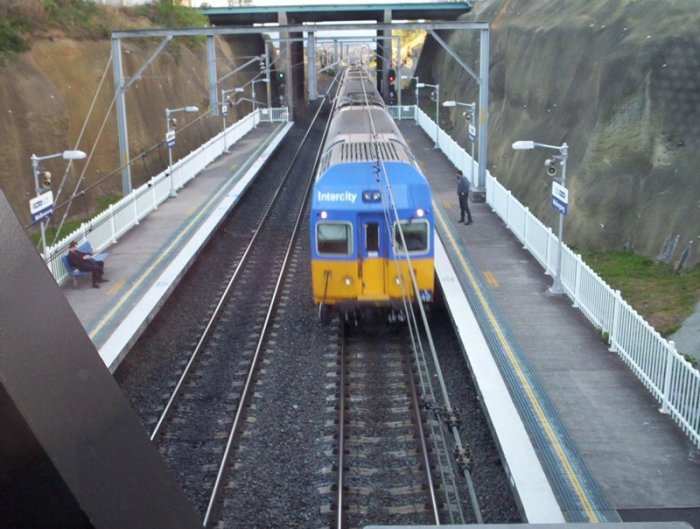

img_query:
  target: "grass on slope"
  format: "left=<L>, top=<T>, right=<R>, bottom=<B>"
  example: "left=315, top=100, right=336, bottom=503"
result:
left=580, top=250, right=700, bottom=340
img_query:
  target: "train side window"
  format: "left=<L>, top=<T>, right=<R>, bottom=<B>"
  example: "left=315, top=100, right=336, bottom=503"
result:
left=394, top=220, right=429, bottom=253
left=317, top=222, right=352, bottom=255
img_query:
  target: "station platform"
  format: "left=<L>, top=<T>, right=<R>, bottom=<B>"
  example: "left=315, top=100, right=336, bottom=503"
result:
left=63, top=121, right=292, bottom=371
left=397, top=122, right=700, bottom=528
left=58, top=116, right=700, bottom=527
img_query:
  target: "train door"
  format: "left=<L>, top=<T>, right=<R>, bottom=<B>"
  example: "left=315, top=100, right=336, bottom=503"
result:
left=359, top=215, right=386, bottom=298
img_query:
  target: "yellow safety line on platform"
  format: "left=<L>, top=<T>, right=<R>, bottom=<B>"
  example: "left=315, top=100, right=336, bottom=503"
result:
left=107, top=278, right=127, bottom=295
left=443, top=200, right=452, bottom=209
left=88, top=134, right=277, bottom=341
left=434, top=202, right=599, bottom=523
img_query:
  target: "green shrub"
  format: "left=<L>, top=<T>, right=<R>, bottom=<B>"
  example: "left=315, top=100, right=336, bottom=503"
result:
left=136, top=0, right=208, bottom=50
left=0, top=19, right=30, bottom=66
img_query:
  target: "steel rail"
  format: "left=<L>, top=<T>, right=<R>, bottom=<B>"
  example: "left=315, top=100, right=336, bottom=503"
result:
left=149, top=121, right=307, bottom=442
left=404, top=345, right=441, bottom=524
left=203, top=95, right=334, bottom=528
left=334, top=322, right=348, bottom=529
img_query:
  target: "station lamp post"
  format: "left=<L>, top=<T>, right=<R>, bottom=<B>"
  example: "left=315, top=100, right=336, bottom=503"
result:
left=165, top=105, right=198, bottom=198
left=443, top=100, right=477, bottom=185
left=221, top=88, right=244, bottom=152
left=30, top=150, right=87, bottom=257
left=512, top=140, right=569, bottom=295
left=416, top=82, right=439, bottom=148
left=401, top=74, right=419, bottom=120
left=251, top=78, right=269, bottom=111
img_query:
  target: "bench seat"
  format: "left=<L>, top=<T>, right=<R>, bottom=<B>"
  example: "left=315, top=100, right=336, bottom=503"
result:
left=63, top=243, right=109, bottom=288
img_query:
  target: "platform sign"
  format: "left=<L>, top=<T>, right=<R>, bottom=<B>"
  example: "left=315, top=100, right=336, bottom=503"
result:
left=29, top=191, right=54, bottom=223
left=468, top=124, right=476, bottom=143
left=221, top=102, right=228, bottom=117
left=166, top=130, right=176, bottom=148
left=552, top=181, right=568, bottom=216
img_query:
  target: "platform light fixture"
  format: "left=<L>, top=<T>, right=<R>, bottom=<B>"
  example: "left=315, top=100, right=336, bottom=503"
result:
left=165, top=105, right=199, bottom=198
left=512, top=140, right=569, bottom=295
left=444, top=100, right=477, bottom=187
left=221, top=88, right=245, bottom=152
left=401, top=74, right=419, bottom=119
left=30, top=150, right=87, bottom=257
left=416, top=82, right=440, bottom=148
left=252, top=78, right=269, bottom=110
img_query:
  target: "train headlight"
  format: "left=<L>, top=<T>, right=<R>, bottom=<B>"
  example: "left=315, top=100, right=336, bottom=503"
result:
left=320, top=211, right=328, bottom=219
left=395, top=276, right=402, bottom=285
left=362, top=190, right=381, bottom=203
left=344, top=276, right=353, bottom=286
left=416, top=208, right=425, bottom=218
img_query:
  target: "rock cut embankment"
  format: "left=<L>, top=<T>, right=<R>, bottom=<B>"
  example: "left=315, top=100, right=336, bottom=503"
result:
left=422, top=0, right=700, bottom=266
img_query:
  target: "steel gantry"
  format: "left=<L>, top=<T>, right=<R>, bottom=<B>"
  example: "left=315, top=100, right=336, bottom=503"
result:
left=110, top=21, right=490, bottom=199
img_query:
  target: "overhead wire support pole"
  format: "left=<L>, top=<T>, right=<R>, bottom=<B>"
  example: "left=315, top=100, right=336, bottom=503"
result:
left=264, top=40, right=272, bottom=117
left=477, top=26, right=490, bottom=202
left=429, top=26, right=490, bottom=202
left=113, top=34, right=173, bottom=196
left=106, top=20, right=489, bottom=196
left=111, top=36, right=132, bottom=196
left=207, top=36, right=219, bottom=117
left=308, top=31, right=317, bottom=101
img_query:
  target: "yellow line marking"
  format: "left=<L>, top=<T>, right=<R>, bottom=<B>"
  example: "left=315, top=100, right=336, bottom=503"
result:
left=107, top=278, right=127, bottom=295
left=434, top=201, right=599, bottom=522
left=443, top=200, right=452, bottom=209
left=187, top=206, right=197, bottom=213
left=88, top=133, right=277, bottom=341
left=484, top=270, right=498, bottom=287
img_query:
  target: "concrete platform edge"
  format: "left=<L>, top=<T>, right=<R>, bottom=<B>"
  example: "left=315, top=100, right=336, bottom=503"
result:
left=99, top=122, right=294, bottom=372
left=435, top=238, right=566, bottom=523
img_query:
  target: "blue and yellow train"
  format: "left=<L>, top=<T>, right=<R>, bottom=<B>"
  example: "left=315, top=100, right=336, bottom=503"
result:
left=310, top=67, right=435, bottom=321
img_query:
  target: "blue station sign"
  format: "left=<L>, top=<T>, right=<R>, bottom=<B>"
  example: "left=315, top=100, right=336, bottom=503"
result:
left=29, top=191, right=54, bottom=223
left=551, top=181, right=568, bottom=216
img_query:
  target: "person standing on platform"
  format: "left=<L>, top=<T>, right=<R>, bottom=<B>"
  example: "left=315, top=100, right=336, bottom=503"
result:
left=456, top=170, right=473, bottom=225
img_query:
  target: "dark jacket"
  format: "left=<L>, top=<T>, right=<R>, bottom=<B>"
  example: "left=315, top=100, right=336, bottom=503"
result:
left=457, top=176, right=470, bottom=196
left=67, top=250, right=93, bottom=271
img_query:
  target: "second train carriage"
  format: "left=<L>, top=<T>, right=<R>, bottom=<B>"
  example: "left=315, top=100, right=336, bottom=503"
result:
left=310, top=67, right=435, bottom=321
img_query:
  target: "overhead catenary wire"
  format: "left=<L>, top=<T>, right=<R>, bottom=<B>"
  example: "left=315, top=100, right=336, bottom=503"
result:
left=354, top=66, right=483, bottom=523
left=51, top=54, right=115, bottom=245
left=40, top=88, right=225, bottom=246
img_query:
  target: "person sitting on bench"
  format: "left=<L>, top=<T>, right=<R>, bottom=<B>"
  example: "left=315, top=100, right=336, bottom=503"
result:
left=67, top=241, right=108, bottom=289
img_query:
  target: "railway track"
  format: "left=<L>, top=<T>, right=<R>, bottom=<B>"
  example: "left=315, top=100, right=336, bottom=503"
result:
left=329, top=317, right=487, bottom=528
left=333, top=322, right=441, bottom=528
left=116, top=86, right=521, bottom=528
left=142, top=101, right=330, bottom=524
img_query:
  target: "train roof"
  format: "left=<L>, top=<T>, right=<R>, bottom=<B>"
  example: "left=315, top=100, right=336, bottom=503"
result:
left=336, top=74, right=384, bottom=108
left=318, top=107, right=416, bottom=174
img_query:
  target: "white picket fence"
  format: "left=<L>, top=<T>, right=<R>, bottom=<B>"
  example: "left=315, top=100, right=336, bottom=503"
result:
left=45, top=107, right=288, bottom=285
left=44, top=101, right=699, bottom=448
left=406, top=106, right=699, bottom=448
